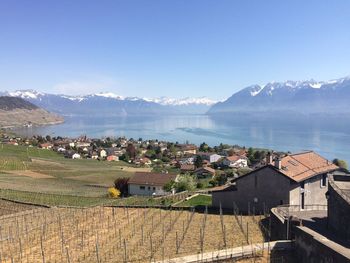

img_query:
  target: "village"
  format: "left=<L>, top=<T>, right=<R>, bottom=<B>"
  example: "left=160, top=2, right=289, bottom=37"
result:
left=0, top=132, right=265, bottom=193
left=1, top=131, right=350, bottom=262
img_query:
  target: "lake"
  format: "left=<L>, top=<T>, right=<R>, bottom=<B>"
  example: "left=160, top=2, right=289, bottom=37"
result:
left=13, top=113, right=350, bottom=163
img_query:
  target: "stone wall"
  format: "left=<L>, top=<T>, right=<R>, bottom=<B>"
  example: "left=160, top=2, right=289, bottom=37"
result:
left=328, top=175, right=350, bottom=242
left=294, top=226, right=350, bottom=263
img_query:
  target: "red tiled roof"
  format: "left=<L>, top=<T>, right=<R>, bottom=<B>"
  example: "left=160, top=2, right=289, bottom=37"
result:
left=128, top=172, right=177, bottom=187
left=180, top=164, right=196, bottom=171
left=225, top=155, right=247, bottom=162
left=276, top=151, right=338, bottom=182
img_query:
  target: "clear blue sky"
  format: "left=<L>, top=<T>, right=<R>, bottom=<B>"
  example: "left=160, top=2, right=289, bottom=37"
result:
left=0, top=0, right=350, bottom=100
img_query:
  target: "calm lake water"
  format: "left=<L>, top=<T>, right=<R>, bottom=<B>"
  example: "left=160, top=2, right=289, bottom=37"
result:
left=13, top=114, right=350, bottom=163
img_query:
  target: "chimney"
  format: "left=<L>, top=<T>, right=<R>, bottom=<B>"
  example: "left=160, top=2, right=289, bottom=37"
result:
left=275, top=158, right=282, bottom=170
left=266, top=152, right=273, bottom=164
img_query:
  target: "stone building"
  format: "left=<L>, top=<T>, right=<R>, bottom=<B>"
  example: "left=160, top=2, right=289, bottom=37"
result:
left=327, top=171, right=350, bottom=242
left=212, top=151, right=338, bottom=213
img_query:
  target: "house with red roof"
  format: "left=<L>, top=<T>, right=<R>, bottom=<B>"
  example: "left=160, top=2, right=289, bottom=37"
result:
left=128, top=172, right=178, bottom=196
left=212, top=151, right=338, bottom=213
left=221, top=155, right=248, bottom=168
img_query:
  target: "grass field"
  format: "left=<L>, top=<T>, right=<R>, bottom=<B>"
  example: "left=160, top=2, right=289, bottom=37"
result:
left=0, top=144, right=154, bottom=206
left=176, top=194, right=212, bottom=207
left=0, top=206, right=265, bottom=263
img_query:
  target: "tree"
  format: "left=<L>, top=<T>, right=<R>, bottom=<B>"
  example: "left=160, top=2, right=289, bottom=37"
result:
left=163, top=180, right=175, bottom=192
left=126, top=143, right=136, bottom=160
left=227, top=149, right=235, bottom=156
left=174, top=174, right=196, bottom=192
left=114, top=178, right=130, bottom=196
left=333, top=159, right=348, bottom=170
left=199, top=142, right=209, bottom=152
left=194, top=155, right=203, bottom=168
left=209, top=172, right=227, bottom=187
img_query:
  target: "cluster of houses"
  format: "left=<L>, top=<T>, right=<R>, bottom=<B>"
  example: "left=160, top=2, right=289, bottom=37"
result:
left=1, top=132, right=250, bottom=173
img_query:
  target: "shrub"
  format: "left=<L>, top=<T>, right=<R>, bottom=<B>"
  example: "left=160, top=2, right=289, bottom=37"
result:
left=108, top=187, right=121, bottom=198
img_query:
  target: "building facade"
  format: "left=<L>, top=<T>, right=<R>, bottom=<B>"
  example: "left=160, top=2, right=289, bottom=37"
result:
left=212, top=151, right=338, bottom=213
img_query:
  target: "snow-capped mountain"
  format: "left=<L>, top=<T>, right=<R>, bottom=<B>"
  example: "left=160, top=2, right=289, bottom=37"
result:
left=144, top=97, right=216, bottom=106
left=2, top=90, right=216, bottom=116
left=208, top=76, right=350, bottom=114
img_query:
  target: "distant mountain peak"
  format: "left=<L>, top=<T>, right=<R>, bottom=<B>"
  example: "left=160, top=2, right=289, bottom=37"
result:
left=8, top=90, right=45, bottom=99
left=208, top=75, right=350, bottom=114
left=143, top=96, right=217, bottom=106
left=93, top=92, right=124, bottom=100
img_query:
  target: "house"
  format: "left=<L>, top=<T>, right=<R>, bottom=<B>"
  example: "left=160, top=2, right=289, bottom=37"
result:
left=39, top=143, right=53, bottom=149
left=57, top=147, right=66, bottom=153
left=177, top=157, right=195, bottom=165
left=194, top=167, right=216, bottom=178
left=221, top=155, right=248, bottom=168
left=197, top=152, right=222, bottom=163
left=107, top=155, right=119, bottom=162
left=180, top=164, right=196, bottom=173
left=90, top=151, right=99, bottom=159
left=99, top=149, right=107, bottom=158
left=212, top=151, right=338, bottom=213
left=72, top=153, right=81, bottom=159
left=139, top=157, right=151, bottom=165
left=178, top=144, right=198, bottom=155
left=128, top=172, right=178, bottom=196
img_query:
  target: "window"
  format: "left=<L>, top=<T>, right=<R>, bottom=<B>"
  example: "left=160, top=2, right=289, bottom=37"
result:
left=148, top=186, right=151, bottom=190
left=153, top=187, right=156, bottom=191
left=140, top=186, right=145, bottom=190
left=321, top=174, right=327, bottom=187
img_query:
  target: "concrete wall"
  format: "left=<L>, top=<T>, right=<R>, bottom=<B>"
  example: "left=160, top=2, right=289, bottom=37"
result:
left=328, top=179, right=350, bottom=242
left=294, top=226, right=350, bottom=263
left=212, top=167, right=290, bottom=213
left=128, top=184, right=165, bottom=196
left=304, top=174, right=328, bottom=206
left=289, top=174, right=328, bottom=207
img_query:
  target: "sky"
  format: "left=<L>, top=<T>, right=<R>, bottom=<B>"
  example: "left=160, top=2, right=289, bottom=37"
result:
left=0, top=1, right=350, bottom=100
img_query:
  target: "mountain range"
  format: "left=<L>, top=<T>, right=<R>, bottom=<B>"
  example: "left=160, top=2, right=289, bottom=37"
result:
left=208, top=76, right=350, bottom=115
left=1, top=90, right=216, bottom=116
left=2, top=75, right=350, bottom=117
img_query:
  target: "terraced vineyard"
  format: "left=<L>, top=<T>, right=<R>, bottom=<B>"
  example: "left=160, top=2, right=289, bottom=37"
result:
left=0, top=207, right=265, bottom=263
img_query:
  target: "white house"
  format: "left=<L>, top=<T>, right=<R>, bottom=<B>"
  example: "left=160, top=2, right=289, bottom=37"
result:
left=197, top=152, right=222, bottom=163
left=128, top=172, right=178, bottom=196
left=72, top=153, right=81, bottom=159
left=222, top=155, right=248, bottom=168
left=99, top=149, right=107, bottom=158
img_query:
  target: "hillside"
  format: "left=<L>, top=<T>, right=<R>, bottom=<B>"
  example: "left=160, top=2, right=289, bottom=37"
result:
left=208, top=76, right=350, bottom=115
left=0, top=96, right=64, bottom=128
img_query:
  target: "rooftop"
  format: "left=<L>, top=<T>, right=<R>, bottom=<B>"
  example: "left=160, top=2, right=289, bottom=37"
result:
left=276, top=151, right=338, bottom=182
left=329, top=171, right=350, bottom=203
left=128, top=172, right=177, bottom=187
